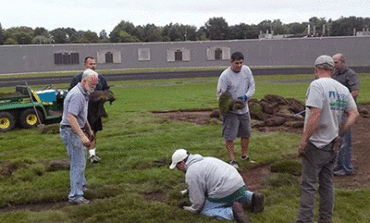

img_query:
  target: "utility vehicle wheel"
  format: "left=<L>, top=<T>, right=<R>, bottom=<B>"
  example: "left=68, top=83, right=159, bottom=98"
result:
left=20, top=109, right=43, bottom=129
left=0, top=112, right=16, bottom=132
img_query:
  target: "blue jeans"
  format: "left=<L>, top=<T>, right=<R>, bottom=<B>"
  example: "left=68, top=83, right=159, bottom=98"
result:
left=201, top=190, right=253, bottom=220
left=60, top=127, right=87, bottom=201
left=335, top=129, right=353, bottom=174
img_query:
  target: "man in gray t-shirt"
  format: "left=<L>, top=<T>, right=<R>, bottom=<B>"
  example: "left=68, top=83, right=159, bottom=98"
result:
left=296, top=55, right=359, bottom=223
left=217, top=52, right=256, bottom=169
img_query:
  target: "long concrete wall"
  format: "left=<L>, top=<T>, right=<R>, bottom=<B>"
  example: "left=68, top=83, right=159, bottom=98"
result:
left=0, top=36, right=369, bottom=74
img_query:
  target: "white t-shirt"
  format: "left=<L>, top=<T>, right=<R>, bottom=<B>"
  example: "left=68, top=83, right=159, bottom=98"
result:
left=305, top=78, right=357, bottom=149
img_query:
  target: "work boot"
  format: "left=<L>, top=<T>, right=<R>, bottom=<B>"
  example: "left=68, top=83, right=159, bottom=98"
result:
left=232, top=202, right=249, bottom=223
left=251, top=192, right=265, bottom=213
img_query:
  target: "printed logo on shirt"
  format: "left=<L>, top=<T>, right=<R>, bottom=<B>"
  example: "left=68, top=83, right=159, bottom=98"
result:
left=328, top=91, right=346, bottom=111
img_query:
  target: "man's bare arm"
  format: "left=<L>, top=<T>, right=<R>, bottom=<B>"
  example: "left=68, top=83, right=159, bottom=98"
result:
left=67, top=114, right=90, bottom=147
left=298, top=107, right=321, bottom=156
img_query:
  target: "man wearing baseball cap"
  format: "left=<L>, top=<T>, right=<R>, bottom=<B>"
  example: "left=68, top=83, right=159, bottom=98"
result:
left=170, top=149, right=264, bottom=223
left=296, top=55, right=359, bottom=223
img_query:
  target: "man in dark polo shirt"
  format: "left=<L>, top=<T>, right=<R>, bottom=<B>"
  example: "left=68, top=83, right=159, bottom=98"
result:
left=332, top=53, right=360, bottom=176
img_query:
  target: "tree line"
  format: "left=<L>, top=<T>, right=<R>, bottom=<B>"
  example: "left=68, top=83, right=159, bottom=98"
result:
left=0, top=16, right=369, bottom=45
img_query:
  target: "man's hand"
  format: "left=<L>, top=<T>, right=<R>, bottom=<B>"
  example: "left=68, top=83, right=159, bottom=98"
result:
left=183, top=206, right=196, bottom=212
left=87, top=131, right=95, bottom=141
left=180, top=189, right=189, bottom=196
left=333, top=136, right=342, bottom=152
left=84, top=130, right=95, bottom=149
left=298, top=141, right=307, bottom=157
left=81, top=135, right=91, bottom=148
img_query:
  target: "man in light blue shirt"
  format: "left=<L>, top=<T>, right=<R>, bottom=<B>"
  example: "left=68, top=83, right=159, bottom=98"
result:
left=60, top=69, right=98, bottom=205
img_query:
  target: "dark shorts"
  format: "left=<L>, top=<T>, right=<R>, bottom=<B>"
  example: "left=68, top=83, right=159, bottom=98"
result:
left=222, top=113, right=251, bottom=141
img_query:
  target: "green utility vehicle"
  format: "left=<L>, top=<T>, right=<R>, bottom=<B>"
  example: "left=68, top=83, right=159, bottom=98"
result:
left=0, top=85, right=67, bottom=132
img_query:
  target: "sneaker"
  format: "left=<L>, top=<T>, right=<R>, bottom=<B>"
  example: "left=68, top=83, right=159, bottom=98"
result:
left=241, top=156, right=255, bottom=163
left=90, top=154, right=101, bottom=163
left=82, top=185, right=89, bottom=192
left=251, top=192, right=265, bottom=213
left=334, top=169, right=353, bottom=177
left=232, top=202, right=249, bottom=223
left=69, top=197, right=90, bottom=205
left=229, top=160, right=239, bottom=169
left=333, top=165, right=341, bottom=172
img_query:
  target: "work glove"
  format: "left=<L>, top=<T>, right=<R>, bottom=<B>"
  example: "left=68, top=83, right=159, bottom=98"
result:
left=237, top=95, right=248, bottom=102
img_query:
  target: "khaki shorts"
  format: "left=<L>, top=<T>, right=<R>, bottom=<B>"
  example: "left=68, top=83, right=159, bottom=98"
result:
left=222, top=113, right=251, bottom=141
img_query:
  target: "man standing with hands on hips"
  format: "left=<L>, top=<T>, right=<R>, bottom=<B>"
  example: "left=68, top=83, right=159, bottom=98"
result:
left=217, top=52, right=255, bottom=169
left=60, top=69, right=98, bottom=205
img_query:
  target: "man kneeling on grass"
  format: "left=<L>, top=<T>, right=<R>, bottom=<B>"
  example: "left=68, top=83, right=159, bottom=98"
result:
left=169, top=149, right=264, bottom=223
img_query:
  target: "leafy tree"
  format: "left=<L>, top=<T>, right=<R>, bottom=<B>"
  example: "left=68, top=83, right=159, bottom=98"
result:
left=308, top=17, right=328, bottom=36
left=258, top=20, right=272, bottom=34
left=0, top=23, right=5, bottom=45
left=78, top=30, right=99, bottom=43
left=204, top=17, right=229, bottom=40
left=229, top=23, right=258, bottom=39
left=183, top=25, right=197, bottom=41
left=110, top=20, right=139, bottom=43
left=50, top=28, right=68, bottom=43
left=287, top=22, right=307, bottom=35
left=65, top=27, right=79, bottom=43
left=162, top=23, right=184, bottom=41
left=331, top=16, right=365, bottom=36
left=196, top=27, right=208, bottom=41
left=4, top=37, right=17, bottom=45
left=34, top=27, right=49, bottom=37
left=5, top=26, right=34, bottom=44
left=118, top=31, right=140, bottom=42
left=99, top=30, right=110, bottom=43
left=137, top=24, right=162, bottom=42
left=31, top=35, right=53, bottom=44
left=271, top=19, right=289, bottom=35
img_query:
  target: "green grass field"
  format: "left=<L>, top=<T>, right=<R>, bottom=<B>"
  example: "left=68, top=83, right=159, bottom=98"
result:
left=0, top=73, right=370, bottom=222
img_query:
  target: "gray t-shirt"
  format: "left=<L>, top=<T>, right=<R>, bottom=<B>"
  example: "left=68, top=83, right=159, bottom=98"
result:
left=217, top=65, right=255, bottom=114
left=60, top=83, right=89, bottom=128
left=304, top=78, right=357, bottom=149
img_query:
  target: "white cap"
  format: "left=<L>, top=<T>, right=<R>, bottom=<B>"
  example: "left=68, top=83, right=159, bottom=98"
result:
left=169, top=149, right=189, bottom=169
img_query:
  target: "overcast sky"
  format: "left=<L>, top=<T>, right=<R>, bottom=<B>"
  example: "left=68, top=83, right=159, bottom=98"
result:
left=1, top=0, right=369, bottom=34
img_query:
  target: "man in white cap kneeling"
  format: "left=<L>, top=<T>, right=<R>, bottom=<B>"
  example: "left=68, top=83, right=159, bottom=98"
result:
left=169, top=149, right=264, bottom=223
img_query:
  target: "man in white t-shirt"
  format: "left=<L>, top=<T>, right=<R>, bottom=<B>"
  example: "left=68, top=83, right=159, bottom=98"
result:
left=296, top=55, right=359, bottom=223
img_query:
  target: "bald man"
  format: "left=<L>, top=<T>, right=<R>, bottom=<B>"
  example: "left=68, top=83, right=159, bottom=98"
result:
left=332, top=53, right=360, bottom=176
